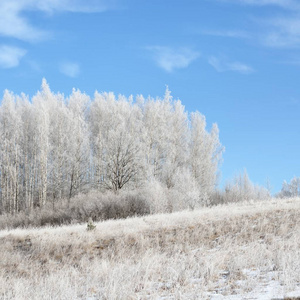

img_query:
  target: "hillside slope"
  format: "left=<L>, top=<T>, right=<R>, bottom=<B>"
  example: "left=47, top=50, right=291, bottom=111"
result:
left=0, top=198, right=299, bottom=299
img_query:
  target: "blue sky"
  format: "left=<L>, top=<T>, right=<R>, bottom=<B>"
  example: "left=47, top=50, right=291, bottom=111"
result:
left=0, top=0, right=300, bottom=194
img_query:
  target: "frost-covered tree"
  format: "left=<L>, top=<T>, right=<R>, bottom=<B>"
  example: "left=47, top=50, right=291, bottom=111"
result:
left=189, top=112, right=223, bottom=196
left=90, top=92, right=144, bottom=192
left=0, top=91, right=22, bottom=213
left=162, top=97, right=189, bottom=188
left=143, top=93, right=171, bottom=181
left=0, top=81, right=224, bottom=214
left=31, top=79, right=52, bottom=207
left=143, top=88, right=190, bottom=189
left=277, top=177, right=300, bottom=198
left=221, top=170, right=270, bottom=203
left=66, top=89, right=90, bottom=199
left=18, top=97, right=37, bottom=210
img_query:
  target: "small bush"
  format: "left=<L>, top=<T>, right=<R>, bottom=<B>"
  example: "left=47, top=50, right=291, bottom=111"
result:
left=86, top=217, right=96, bottom=231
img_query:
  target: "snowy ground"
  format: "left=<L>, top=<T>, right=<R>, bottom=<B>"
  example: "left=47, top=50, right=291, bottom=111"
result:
left=208, top=269, right=300, bottom=300
left=1, top=198, right=299, bottom=299
left=130, top=268, right=300, bottom=300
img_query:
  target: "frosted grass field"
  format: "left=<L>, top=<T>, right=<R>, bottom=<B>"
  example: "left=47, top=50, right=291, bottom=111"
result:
left=0, top=197, right=299, bottom=299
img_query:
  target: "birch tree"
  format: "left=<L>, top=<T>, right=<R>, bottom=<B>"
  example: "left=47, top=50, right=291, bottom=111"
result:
left=143, top=93, right=171, bottom=181
left=90, top=92, right=144, bottom=191
left=31, top=79, right=51, bottom=207
left=0, top=91, right=22, bottom=213
left=189, top=112, right=223, bottom=196
left=67, top=89, right=90, bottom=199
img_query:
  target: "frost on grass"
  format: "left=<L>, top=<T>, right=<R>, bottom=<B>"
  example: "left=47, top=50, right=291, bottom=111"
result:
left=0, top=197, right=299, bottom=299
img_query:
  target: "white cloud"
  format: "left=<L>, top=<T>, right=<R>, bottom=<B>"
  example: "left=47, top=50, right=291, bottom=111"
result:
left=0, top=45, right=27, bottom=68
left=147, top=46, right=200, bottom=72
left=0, top=4, right=46, bottom=41
left=208, top=56, right=254, bottom=74
left=59, top=62, right=80, bottom=77
left=0, top=0, right=112, bottom=42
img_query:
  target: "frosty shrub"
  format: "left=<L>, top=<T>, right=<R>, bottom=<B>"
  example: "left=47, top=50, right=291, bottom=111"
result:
left=277, top=177, right=300, bottom=198
left=211, top=170, right=270, bottom=205
left=142, top=179, right=170, bottom=214
left=170, top=168, right=202, bottom=211
left=0, top=190, right=151, bottom=230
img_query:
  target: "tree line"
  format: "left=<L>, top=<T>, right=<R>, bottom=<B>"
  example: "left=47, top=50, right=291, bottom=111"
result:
left=277, top=177, right=300, bottom=198
left=0, top=79, right=223, bottom=214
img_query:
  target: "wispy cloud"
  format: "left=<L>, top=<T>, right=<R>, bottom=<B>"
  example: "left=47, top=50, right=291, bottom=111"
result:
left=59, top=62, right=80, bottom=78
left=0, top=45, right=26, bottom=68
left=147, top=46, right=200, bottom=72
left=262, top=17, right=300, bottom=48
left=27, top=0, right=112, bottom=13
left=200, top=29, right=250, bottom=39
left=208, top=56, right=254, bottom=74
left=218, top=0, right=300, bottom=48
left=224, top=0, right=300, bottom=10
left=0, top=0, right=112, bottom=42
left=0, top=3, right=46, bottom=41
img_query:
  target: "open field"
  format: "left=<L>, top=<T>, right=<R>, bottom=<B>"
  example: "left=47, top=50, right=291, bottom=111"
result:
left=0, top=198, right=299, bottom=299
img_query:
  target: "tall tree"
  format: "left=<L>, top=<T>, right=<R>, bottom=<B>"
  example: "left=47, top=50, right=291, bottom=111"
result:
left=0, top=91, right=22, bottom=213
left=67, top=89, right=90, bottom=199
left=189, top=112, right=224, bottom=196
left=31, top=79, right=51, bottom=207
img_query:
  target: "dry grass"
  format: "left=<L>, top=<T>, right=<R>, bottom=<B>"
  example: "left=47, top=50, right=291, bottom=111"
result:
left=0, top=198, right=299, bottom=299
